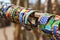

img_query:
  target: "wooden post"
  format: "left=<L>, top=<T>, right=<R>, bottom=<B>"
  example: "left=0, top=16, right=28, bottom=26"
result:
left=33, top=27, right=40, bottom=40
left=22, top=29, right=27, bottom=40
left=47, top=0, right=52, bottom=13
left=20, top=0, right=24, bottom=7
left=3, top=28, right=8, bottom=40
left=11, top=0, right=17, bottom=5
left=24, top=0, right=29, bottom=8
left=33, top=0, right=41, bottom=40
left=36, top=0, right=40, bottom=10
left=14, top=23, right=21, bottom=40
left=52, top=0, right=58, bottom=14
left=16, top=0, right=20, bottom=6
left=57, top=0, right=60, bottom=15
left=44, top=0, right=48, bottom=13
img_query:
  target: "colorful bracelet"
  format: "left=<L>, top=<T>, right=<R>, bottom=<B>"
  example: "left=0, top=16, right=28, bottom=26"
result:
left=39, top=13, right=54, bottom=30
left=5, top=7, right=12, bottom=18
left=13, top=6, right=20, bottom=23
left=24, top=10, right=38, bottom=30
left=52, top=20, right=60, bottom=40
left=2, top=3, right=11, bottom=12
left=19, top=9, right=27, bottom=24
left=24, top=10, right=37, bottom=24
left=44, top=17, right=55, bottom=34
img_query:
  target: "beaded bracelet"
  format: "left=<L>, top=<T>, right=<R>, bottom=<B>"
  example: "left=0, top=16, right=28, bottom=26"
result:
left=39, top=13, right=54, bottom=31
left=19, top=9, right=27, bottom=24
left=6, top=7, right=12, bottom=18
left=52, top=15, right=60, bottom=40
left=52, top=20, right=60, bottom=40
left=6, top=5, right=15, bottom=21
left=24, top=10, right=38, bottom=24
left=44, top=17, right=55, bottom=34
left=24, top=10, right=38, bottom=30
left=2, top=3, right=11, bottom=12
left=13, top=6, right=20, bottom=23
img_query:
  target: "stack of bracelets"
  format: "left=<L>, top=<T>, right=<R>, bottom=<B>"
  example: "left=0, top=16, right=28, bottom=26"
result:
left=0, top=2, right=60, bottom=40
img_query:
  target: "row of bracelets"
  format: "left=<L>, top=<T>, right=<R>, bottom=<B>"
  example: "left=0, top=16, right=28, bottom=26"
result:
left=0, top=2, right=60, bottom=40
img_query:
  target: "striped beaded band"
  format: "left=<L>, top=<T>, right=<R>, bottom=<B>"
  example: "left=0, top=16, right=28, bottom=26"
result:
left=40, top=13, right=54, bottom=24
left=6, top=7, right=12, bottom=18
left=24, top=10, right=38, bottom=30
left=52, top=20, right=60, bottom=40
left=39, top=13, right=54, bottom=30
left=2, top=3, right=11, bottom=12
left=44, top=17, right=55, bottom=34
left=6, top=5, right=15, bottom=21
left=19, top=9, right=27, bottom=24
left=24, top=10, right=38, bottom=24
left=12, top=6, right=20, bottom=23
